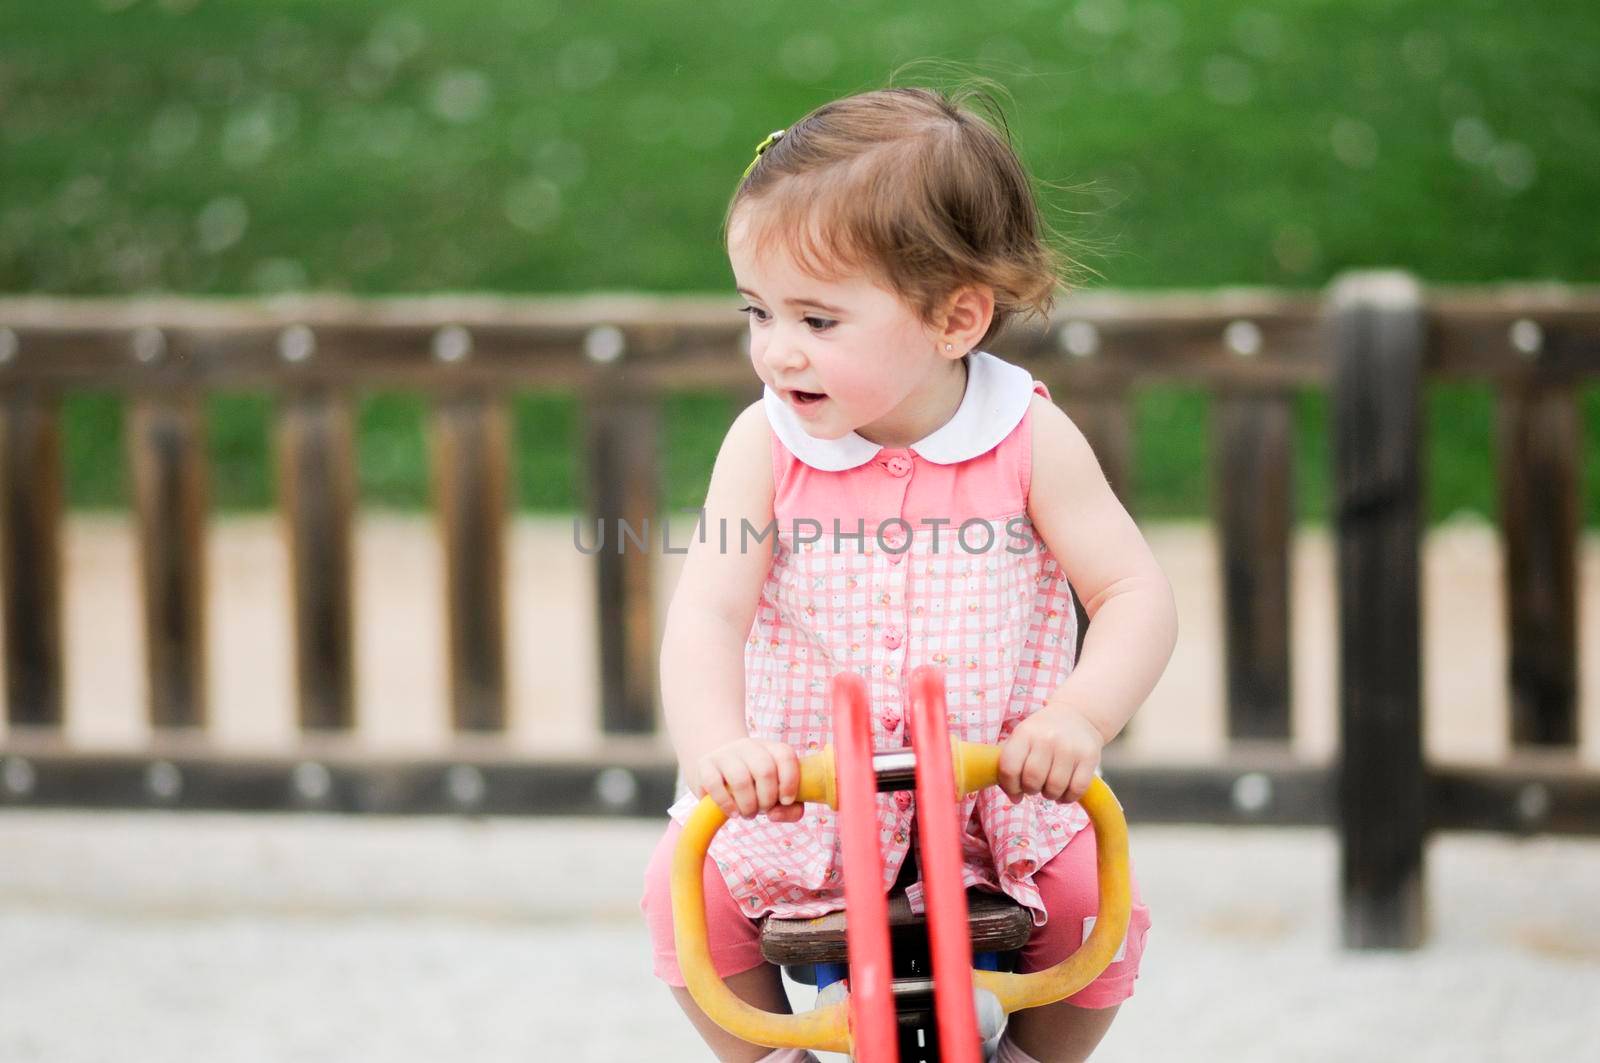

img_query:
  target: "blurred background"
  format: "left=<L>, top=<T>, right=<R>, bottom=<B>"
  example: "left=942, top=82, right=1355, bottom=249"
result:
left=2, top=2, right=1598, bottom=1060
left=4, top=0, right=1597, bottom=522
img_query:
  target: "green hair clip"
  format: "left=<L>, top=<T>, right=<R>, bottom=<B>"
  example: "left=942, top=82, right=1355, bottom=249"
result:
left=741, top=128, right=786, bottom=181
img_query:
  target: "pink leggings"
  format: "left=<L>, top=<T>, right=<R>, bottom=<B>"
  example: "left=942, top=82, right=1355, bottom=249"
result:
left=640, top=819, right=1151, bottom=1009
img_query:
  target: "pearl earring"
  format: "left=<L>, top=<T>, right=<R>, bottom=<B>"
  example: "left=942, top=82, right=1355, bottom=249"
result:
left=944, top=343, right=953, bottom=351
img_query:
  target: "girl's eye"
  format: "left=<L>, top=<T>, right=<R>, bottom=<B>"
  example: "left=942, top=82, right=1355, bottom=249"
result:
left=736, top=305, right=835, bottom=332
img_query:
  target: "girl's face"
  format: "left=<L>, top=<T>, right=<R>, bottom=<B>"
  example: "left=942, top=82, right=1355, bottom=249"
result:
left=727, top=212, right=964, bottom=447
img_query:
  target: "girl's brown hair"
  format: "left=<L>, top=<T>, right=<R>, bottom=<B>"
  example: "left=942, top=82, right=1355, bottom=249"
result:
left=724, top=83, right=1083, bottom=351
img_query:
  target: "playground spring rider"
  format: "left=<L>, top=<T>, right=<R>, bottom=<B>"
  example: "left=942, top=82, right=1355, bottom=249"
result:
left=672, top=665, right=1132, bottom=1061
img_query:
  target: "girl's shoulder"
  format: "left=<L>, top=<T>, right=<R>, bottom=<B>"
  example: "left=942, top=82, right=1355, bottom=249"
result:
left=729, top=397, right=769, bottom=442
left=701, top=399, right=775, bottom=513
left=1016, top=388, right=1051, bottom=502
left=720, top=398, right=773, bottom=471
left=1024, top=387, right=1116, bottom=515
left=1024, top=390, right=1090, bottom=464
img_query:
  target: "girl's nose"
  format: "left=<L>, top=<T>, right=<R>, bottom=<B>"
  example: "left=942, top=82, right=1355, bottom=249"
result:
left=760, top=337, right=807, bottom=375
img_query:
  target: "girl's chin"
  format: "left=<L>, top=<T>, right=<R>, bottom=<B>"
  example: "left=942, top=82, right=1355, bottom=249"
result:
left=794, top=409, right=858, bottom=440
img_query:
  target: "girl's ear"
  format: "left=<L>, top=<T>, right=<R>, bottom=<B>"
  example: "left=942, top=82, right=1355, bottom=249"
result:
left=938, top=284, right=996, bottom=355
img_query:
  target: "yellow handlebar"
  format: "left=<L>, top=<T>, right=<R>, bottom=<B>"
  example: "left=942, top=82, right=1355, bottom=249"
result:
left=671, top=748, right=850, bottom=1052
left=671, top=741, right=1131, bottom=1052
left=950, top=742, right=1133, bottom=1011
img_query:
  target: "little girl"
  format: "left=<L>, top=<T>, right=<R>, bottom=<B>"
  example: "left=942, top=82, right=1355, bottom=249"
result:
left=640, top=86, right=1177, bottom=1063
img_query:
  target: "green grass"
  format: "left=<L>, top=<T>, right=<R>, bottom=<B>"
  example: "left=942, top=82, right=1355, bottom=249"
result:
left=59, top=384, right=1598, bottom=528
left=353, top=393, right=429, bottom=510
left=210, top=392, right=274, bottom=510
left=11, top=1, right=1600, bottom=523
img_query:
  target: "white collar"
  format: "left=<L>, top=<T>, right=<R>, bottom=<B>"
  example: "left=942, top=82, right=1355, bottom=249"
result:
left=762, top=349, right=1036, bottom=472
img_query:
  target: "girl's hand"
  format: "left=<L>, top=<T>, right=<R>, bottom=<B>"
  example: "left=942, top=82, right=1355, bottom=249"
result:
left=691, top=737, right=804, bottom=822
left=997, top=705, right=1106, bottom=805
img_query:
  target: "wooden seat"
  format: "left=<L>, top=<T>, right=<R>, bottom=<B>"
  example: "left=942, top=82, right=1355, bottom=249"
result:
left=759, top=889, right=1033, bottom=966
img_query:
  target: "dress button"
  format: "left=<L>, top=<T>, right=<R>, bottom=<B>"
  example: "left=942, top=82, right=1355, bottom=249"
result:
left=894, top=790, right=914, bottom=811
left=883, top=629, right=903, bottom=650
left=883, top=456, right=912, bottom=477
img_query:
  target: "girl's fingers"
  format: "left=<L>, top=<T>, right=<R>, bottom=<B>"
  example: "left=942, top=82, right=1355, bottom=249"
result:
left=702, top=771, right=736, bottom=818
left=1066, top=761, right=1096, bottom=805
left=997, top=734, right=1029, bottom=798
left=767, top=802, right=804, bottom=823
left=1042, top=754, right=1077, bottom=804
left=717, top=756, right=758, bottom=817
left=772, top=744, right=800, bottom=807
left=1018, top=744, right=1054, bottom=801
left=749, top=752, right=779, bottom=813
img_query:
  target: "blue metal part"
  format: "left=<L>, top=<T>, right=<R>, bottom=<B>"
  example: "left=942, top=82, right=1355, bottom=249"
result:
left=813, top=961, right=850, bottom=990
left=782, top=962, right=849, bottom=988
left=787, top=954, right=1003, bottom=988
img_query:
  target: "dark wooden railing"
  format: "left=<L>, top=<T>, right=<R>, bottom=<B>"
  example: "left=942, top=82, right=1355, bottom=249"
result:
left=1, top=275, right=1597, bottom=948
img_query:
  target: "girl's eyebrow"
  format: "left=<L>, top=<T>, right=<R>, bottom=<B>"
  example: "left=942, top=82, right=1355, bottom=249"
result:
left=736, top=287, right=846, bottom=315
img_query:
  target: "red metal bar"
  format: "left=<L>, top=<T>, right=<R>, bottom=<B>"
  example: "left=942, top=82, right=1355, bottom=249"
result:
left=909, top=665, right=981, bottom=1062
left=832, top=671, right=898, bottom=1061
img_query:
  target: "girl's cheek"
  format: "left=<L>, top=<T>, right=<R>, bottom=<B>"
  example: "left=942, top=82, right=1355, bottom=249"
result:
left=835, top=371, right=896, bottom=412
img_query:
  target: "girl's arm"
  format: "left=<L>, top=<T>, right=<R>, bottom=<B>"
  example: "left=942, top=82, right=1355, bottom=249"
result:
left=998, top=394, right=1180, bottom=805
left=659, top=400, right=800, bottom=819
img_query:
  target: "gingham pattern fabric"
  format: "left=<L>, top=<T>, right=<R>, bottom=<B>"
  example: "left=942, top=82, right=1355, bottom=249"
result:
left=667, top=378, right=1088, bottom=927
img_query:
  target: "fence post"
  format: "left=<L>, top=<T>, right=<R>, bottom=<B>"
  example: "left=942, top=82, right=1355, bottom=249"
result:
left=1496, top=378, right=1580, bottom=747
left=0, top=390, right=64, bottom=728
left=279, top=388, right=357, bottom=731
left=432, top=391, right=511, bottom=733
left=1330, top=271, right=1427, bottom=949
left=128, top=390, right=209, bottom=730
left=582, top=380, right=660, bottom=736
left=1213, top=392, right=1294, bottom=740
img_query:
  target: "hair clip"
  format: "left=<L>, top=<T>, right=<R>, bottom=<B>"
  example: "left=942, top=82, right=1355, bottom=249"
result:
left=741, top=128, right=786, bottom=181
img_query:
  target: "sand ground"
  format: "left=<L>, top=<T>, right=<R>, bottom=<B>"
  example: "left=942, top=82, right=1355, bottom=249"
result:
left=0, top=812, right=1596, bottom=1061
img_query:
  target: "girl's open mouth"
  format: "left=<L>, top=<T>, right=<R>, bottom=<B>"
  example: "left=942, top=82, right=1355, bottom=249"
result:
left=788, top=390, right=826, bottom=407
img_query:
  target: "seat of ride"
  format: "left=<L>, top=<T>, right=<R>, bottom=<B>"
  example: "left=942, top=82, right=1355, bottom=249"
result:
left=758, top=853, right=1033, bottom=968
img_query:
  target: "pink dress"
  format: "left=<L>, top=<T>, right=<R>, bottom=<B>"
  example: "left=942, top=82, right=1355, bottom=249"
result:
left=665, top=350, right=1089, bottom=928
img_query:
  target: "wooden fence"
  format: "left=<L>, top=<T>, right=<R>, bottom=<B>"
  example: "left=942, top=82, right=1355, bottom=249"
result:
left=1, top=273, right=1597, bottom=947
